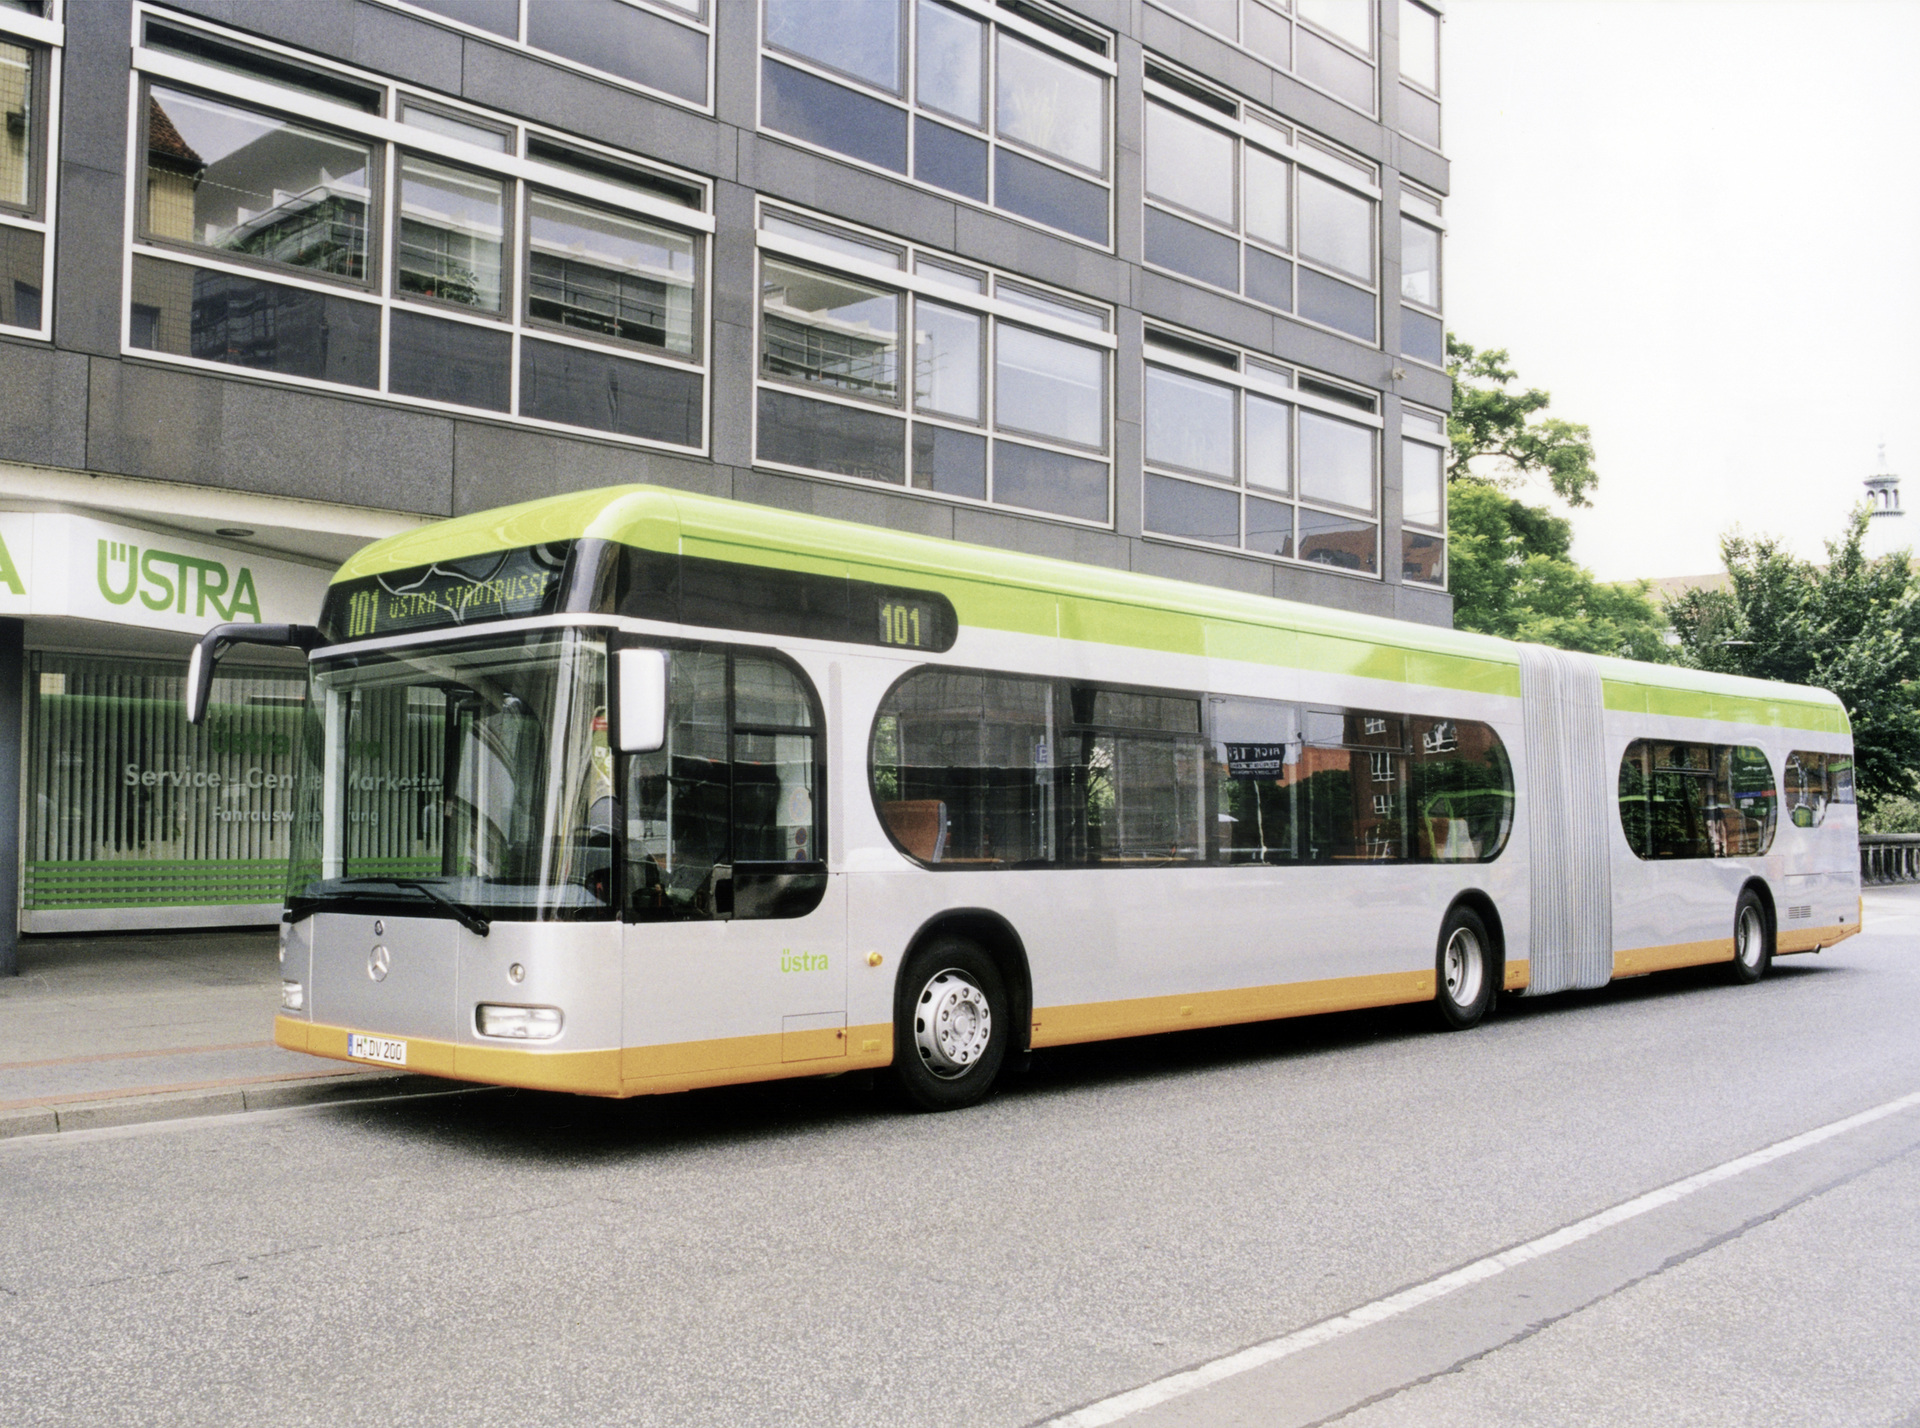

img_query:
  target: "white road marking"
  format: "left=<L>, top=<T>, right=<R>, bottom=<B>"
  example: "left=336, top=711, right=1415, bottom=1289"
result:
left=1045, top=1088, right=1920, bottom=1427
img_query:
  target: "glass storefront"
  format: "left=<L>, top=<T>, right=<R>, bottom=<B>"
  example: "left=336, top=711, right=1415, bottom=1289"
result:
left=24, top=652, right=307, bottom=922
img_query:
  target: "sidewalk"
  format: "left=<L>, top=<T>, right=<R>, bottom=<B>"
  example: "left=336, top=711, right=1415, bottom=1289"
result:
left=0, top=928, right=455, bottom=1138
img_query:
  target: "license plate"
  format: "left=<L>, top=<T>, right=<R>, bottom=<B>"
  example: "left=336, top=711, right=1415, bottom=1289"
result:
left=347, top=1034, right=407, bottom=1067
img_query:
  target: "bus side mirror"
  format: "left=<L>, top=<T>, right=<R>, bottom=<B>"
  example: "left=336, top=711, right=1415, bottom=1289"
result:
left=618, top=648, right=668, bottom=753
left=186, top=623, right=324, bottom=725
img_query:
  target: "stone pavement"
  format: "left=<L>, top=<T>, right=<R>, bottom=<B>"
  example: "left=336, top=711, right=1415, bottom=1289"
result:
left=0, top=928, right=453, bottom=1138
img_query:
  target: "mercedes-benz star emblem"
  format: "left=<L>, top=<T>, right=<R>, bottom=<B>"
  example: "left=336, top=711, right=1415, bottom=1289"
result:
left=368, top=945, right=391, bottom=982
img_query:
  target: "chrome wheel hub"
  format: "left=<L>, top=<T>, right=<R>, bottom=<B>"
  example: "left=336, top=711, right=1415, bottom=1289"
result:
left=1737, top=906, right=1765, bottom=967
left=913, top=968, right=992, bottom=1080
left=1443, top=928, right=1483, bottom=1007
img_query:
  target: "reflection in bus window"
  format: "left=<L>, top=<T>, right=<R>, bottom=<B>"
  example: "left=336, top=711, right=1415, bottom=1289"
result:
left=1211, top=697, right=1302, bottom=864
left=625, top=648, right=823, bottom=919
left=1064, top=685, right=1207, bottom=864
left=1618, top=740, right=1776, bottom=859
left=870, top=670, right=1055, bottom=866
left=1784, top=750, right=1855, bottom=828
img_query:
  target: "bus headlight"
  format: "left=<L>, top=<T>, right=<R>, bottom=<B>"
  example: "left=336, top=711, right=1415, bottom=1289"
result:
left=476, top=1004, right=563, bottom=1040
left=280, top=980, right=305, bottom=1012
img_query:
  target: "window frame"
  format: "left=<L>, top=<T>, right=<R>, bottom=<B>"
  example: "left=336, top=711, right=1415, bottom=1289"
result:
left=752, top=198, right=1117, bottom=528
left=1397, top=183, right=1444, bottom=369
left=1141, top=66, right=1381, bottom=345
left=1142, top=0, right=1380, bottom=118
left=124, top=6, right=714, bottom=454
left=1140, top=323, right=1384, bottom=578
left=1399, top=401, right=1447, bottom=588
left=368, top=0, right=716, bottom=114
left=1395, top=0, right=1442, bottom=152
left=756, top=0, right=1118, bottom=251
left=0, top=1, right=60, bottom=340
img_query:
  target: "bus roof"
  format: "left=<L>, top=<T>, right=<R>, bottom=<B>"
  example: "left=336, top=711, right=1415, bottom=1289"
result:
left=332, top=485, right=1848, bottom=735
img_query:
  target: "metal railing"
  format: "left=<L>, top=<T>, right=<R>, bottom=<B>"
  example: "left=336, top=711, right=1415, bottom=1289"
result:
left=1860, top=834, right=1920, bottom=884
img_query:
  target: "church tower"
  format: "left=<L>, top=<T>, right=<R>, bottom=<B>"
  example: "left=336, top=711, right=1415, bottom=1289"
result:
left=1863, top=445, right=1904, bottom=560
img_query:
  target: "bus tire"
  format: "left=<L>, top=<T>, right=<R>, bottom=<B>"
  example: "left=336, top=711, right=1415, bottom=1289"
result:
left=1728, top=889, right=1772, bottom=984
left=1434, top=905, right=1496, bottom=1031
left=891, top=937, right=1009, bottom=1112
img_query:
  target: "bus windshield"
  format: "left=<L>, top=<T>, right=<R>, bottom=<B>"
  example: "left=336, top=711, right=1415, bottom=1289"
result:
left=288, top=629, right=613, bottom=922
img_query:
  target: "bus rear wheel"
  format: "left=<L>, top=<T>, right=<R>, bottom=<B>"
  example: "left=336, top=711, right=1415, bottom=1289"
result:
left=1728, top=890, right=1772, bottom=985
left=891, top=937, right=1009, bottom=1112
left=1434, top=906, right=1496, bottom=1031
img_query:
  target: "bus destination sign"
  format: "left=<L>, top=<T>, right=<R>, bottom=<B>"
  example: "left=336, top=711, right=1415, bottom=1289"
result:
left=323, top=544, right=571, bottom=642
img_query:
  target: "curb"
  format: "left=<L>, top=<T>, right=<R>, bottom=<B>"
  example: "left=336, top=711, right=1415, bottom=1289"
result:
left=0, top=1071, right=475, bottom=1140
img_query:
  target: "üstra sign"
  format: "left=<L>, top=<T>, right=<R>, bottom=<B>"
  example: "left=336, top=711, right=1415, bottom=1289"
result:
left=0, top=511, right=331, bottom=633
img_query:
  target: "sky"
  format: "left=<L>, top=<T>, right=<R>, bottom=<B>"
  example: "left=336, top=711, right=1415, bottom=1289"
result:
left=1441, top=0, right=1920, bottom=581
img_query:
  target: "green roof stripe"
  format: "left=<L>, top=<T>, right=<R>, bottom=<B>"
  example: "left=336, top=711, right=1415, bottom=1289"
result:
left=329, top=485, right=1846, bottom=729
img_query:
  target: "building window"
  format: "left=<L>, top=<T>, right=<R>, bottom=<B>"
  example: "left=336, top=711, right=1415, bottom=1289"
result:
left=1401, top=404, right=1445, bottom=587
left=1397, top=0, right=1440, bottom=149
left=1399, top=185, right=1443, bottom=367
left=755, top=203, right=1114, bottom=524
left=1142, top=328, right=1380, bottom=575
left=127, top=13, right=711, bottom=453
left=0, top=1, right=56, bottom=337
left=1143, top=66, right=1378, bottom=343
left=760, top=0, right=1114, bottom=246
left=1147, top=0, right=1376, bottom=116
left=373, top=0, right=711, bottom=109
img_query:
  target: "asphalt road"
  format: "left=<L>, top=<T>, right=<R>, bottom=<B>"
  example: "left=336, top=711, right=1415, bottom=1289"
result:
left=4, top=890, right=1919, bottom=1428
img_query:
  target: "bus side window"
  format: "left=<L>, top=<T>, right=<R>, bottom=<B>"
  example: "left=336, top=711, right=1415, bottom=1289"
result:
left=625, top=648, right=825, bottom=920
left=1409, top=717, right=1513, bottom=862
left=1064, top=686, right=1207, bottom=865
left=1785, top=750, right=1851, bottom=827
left=1619, top=740, right=1774, bottom=860
left=1208, top=697, right=1302, bottom=866
left=871, top=669, right=1056, bottom=867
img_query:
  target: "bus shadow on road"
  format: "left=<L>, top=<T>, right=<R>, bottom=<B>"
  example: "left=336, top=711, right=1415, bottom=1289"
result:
left=324, top=960, right=1854, bottom=1159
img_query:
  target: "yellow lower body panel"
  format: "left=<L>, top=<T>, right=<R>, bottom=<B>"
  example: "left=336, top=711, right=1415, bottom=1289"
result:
left=1503, top=960, right=1530, bottom=992
left=620, top=1024, right=893, bottom=1097
left=281, top=1016, right=895, bottom=1098
left=285, top=1017, right=623, bottom=1096
left=1613, top=939, right=1734, bottom=977
left=1028, top=969, right=1437, bottom=1049
left=1776, top=922, right=1859, bottom=956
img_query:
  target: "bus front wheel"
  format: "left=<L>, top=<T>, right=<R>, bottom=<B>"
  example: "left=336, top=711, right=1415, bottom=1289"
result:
left=1434, top=906, right=1496, bottom=1031
left=1728, top=890, right=1772, bottom=985
left=891, top=937, right=1010, bottom=1112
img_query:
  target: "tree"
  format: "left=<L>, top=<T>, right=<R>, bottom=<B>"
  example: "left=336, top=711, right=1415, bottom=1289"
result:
left=1447, top=336, right=1599, bottom=506
left=1448, top=484, right=1671, bottom=661
left=1667, top=509, right=1920, bottom=812
left=1444, top=336, right=1669, bottom=660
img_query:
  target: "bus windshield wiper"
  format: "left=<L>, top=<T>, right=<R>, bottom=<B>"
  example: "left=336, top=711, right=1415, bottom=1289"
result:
left=393, top=879, right=492, bottom=937
left=331, top=876, right=492, bottom=936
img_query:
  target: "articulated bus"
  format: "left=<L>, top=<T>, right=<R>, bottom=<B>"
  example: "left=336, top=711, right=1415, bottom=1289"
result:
left=187, top=485, right=1861, bottom=1111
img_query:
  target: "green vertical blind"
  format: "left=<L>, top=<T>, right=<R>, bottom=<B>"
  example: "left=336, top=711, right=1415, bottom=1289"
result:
left=25, top=652, right=306, bottom=910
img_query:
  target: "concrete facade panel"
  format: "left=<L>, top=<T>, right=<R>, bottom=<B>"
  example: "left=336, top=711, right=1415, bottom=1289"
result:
left=85, top=360, right=454, bottom=516
left=51, top=162, right=126, bottom=359
left=0, top=346, right=90, bottom=471
left=451, top=422, right=725, bottom=513
left=1134, top=538, right=1276, bottom=596
left=55, top=0, right=133, bottom=178
left=740, top=138, right=960, bottom=253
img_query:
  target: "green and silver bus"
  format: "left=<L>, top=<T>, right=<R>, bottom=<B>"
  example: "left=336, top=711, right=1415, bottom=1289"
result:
left=188, top=485, right=1861, bottom=1110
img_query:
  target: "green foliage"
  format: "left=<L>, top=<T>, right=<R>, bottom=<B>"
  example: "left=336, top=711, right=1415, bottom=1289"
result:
left=1446, top=335, right=1599, bottom=507
left=1443, top=335, right=1668, bottom=661
left=1667, top=509, right=1920, bottom=811
left=1447, top=477, right=1673, bottom=663
left=1862, top=794, right=1920, bottom=835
